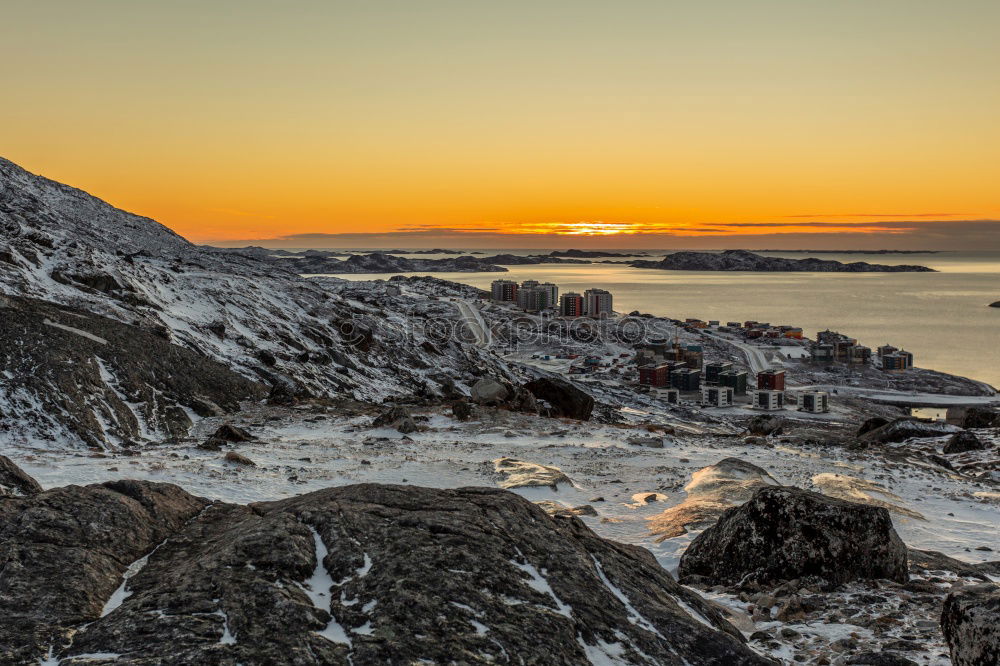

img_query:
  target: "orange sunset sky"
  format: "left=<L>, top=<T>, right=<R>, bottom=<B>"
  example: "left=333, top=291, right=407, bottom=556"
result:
left=3, top=1, right=999, bottom=249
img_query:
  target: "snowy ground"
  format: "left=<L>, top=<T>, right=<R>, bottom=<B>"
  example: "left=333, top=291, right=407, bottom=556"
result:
left=8, top=403, right=998, bottom=664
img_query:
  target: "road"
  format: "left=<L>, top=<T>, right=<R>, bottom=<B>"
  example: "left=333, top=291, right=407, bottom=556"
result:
left=703, top=330, right=774, bottom=374
left=455, top=300, right=490, bottom=348
left=791, top=384, right=1000, bottom=407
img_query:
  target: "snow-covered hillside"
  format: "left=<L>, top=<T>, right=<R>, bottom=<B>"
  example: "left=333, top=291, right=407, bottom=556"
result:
left=0, top=158, right=516, bottom=447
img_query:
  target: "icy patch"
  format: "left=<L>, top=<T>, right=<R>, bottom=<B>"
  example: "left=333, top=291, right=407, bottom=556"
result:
left=43, top=319, right=107, bottom=345
left=511, top=551, right=573, bottom=618
left=590, top=555, right=669, bottom=638
left=300, top=526, right=352, bottom=646
left=101, top=538, right=168, bottom=617
left=670, top=595, right=715, bottom=630
left=40, top=653, right=123, bottom=665
left=214, top=608, right=236, bottom=645
left=577, top=636, right=630, bottom=666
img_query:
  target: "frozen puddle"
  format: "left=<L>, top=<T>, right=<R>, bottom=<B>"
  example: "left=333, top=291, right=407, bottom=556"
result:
left=100, top=538, right=169, bottom=617
left=300, top=526, right=352, bottom=646
left=510, top=552, right=573, bottom=618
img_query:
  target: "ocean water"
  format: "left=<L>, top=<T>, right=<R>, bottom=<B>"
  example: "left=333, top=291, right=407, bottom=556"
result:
left=330, top=250, right=1000, bottom=389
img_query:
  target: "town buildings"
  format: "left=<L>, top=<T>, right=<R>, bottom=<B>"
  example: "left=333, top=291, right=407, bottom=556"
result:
left=718, top=369, right=748, bottom=395
left=490, top=279, right=518, bottom=302
left=701, top=385, right=734, bottom=407
left=753, top=389, right=785, bottom=411
left=878, top=345, right=914, bottom=371
left=799, top=391, right=830, bottom=413
left=704, top=361, right=734, bottom=385
left=559, top=292, right=584, bottom=317
left=638, top=363, right=671, bottom=387
left=671, top=368, right=701, bottom=391
left=583, top=288, right=613, bottom=317
left=756, top=369, right=786, bottom=391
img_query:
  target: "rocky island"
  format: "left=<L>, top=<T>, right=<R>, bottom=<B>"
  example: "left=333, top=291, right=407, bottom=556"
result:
left=630, top=249, right=936, bottom=272
left=269, top=251, right=509, bottom=274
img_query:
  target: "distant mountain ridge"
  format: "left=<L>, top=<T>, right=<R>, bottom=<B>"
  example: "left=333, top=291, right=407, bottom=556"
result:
left=630, top=249, right=935, bottom=272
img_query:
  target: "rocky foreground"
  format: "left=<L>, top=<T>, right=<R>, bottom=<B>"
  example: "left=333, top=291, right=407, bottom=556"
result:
left=631, top=250, right=935, bottom=272
left=0, top=457, right=766, bottom=665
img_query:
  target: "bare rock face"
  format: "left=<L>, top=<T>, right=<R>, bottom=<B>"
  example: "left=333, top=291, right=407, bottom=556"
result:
left=0, top=479, right=208, bottom=663
left=944, top=430, right=987, bottom=454
left=523, top=377, right=594, bottom=421
left=961, top=406, right=1000, bottom=429
left=493, top=457, right=573, bottom=490
left=370, top=405, right=420, bottom=433
left=860, top=418, right=961, bottom=444
left=747, top=414, right=785, bottom=436
left=0, top=296, right=266, bottom=448
left=0, top=455, right=42, bottom=496
left=678, top=486, right=909, bottom=589
left=941, top=583, right=1000, bottom=666
left=470, top=377, right=510, bottom=405
left=4, top=474, right=769, bottom=665
left=857, top=416, right=891, bottom=436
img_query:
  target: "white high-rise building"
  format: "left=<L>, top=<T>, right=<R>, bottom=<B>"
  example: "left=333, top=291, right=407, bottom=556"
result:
left=583, top=288, right=613, bottom=317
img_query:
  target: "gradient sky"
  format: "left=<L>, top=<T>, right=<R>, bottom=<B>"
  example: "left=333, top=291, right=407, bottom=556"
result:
left=2, top=1, right=999, bottom=248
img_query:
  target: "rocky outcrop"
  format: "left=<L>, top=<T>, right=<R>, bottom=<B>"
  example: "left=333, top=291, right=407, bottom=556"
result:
left=990, top=301, right=1000, bottom=308
left=648, top=458, right=779, bottom=540
left=857, top=416, right=891, bottom=436
left=859, top=418, right=961, bottom=444
left=0, top=296, right=265, bottom=448
left=678, top=486, right=909, bottom=589
left=523, top=377, right=594, bottom=420
left=470, top=377, right=510, bottom=405
left=0, top=455, right=42, bottom=496
left=0, top=479, right=208, bottom=663
left=747, top=414, right=785, bottom=436
left=0, top=467, right=768, bottom=665
left=944, top=430, right=987, bottom=454
left=370, top=405, right=420, bottom=433
left=493, top=458, right=573, bottom=490
left=961, top=406, right=1000, bottom=429
left=941, top=583, right=1000, bottom=666
left=631, top=249, right=935, bottom=272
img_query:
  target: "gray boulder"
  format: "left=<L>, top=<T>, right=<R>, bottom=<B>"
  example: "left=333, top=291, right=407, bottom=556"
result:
left=470, top=377, right=510, bottom=405
left=3, top=477, right=769, bottom=665
left=0, top=455, right=42, bottom=496
left=860, top=418, right=960, bottom=444
left=941, top=583, right=1000, bottom=666
left=371, top=405, right=419, bottom=433
left=747, top=414, right=784, bottom=436
left=962, top=406, right=1000, bottom=429
left=523, top=377, right=594, bottom=420
left=857, top=416, right=891, bottom=436
left=678, top=486, right=908, bottom=589
left=944, top=430, right=987, bottom=454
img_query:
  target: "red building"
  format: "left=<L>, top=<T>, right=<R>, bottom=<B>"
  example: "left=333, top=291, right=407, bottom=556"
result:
left=756, top=369, right=786, bottom=391
left=560, top=292, right=584, bottom=317
left=638, top=363, right=670, bottom=387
